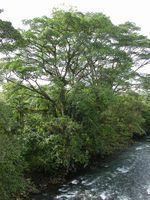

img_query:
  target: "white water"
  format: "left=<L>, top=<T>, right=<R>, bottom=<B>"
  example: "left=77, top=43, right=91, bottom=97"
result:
left=32, top=140, right=150, bottom=200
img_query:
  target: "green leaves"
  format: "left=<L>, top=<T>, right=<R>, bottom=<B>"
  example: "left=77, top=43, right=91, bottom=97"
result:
left=23, top=116, right=89, bottom=172
left=0, top=97, right=13, bottom=133
left=0, top=9, right=150, bottom=196
left=0, top=19, right=24, bottom=53
left=2, top=9, right=150, bottom=105
left=0, top=134, right=29, bottom=200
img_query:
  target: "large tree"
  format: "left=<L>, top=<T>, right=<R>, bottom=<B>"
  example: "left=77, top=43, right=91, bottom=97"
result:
left=2, top=9, right=150, bottom=115
left=1, top=9, right=149, bottom=177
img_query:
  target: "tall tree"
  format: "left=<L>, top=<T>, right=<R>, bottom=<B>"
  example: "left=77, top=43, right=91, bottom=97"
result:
left=2, top=9, right=150, bottom=115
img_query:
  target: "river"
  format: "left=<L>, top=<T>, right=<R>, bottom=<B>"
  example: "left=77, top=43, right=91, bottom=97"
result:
left=32, top=138, right=150, bottom=200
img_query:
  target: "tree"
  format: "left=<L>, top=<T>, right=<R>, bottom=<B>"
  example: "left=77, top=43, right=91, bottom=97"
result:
left=0, top=9, right=150, bottom=189
left=0, top=13, right=24, bottom=89
left=0, top=16, right=29, bottom=199
left=0, top=18, right=23, bottom=54
left=3, top=9, right=150, bottom=116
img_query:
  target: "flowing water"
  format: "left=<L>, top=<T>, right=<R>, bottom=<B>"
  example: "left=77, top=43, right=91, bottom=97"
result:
left=32, top=138, right=150, bottom=200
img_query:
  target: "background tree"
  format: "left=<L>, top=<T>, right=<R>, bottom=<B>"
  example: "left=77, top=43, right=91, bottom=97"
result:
left=0, top=15, right=29, bottom=200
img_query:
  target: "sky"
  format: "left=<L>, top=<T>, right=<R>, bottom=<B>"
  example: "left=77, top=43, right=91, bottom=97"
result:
left=1, top=0, right=150, bottom=36
left=1, top=0, right=150, bottom=72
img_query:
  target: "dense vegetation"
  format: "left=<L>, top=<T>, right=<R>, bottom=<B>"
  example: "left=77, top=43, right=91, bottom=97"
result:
left=0, top=9, right=150, bottom=199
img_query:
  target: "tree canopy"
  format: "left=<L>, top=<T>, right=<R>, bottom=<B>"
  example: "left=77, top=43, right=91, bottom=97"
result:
left=2, top=9, right=150, bottom=115
left=0, top=9, right=150, bottom=199
left=0, top=18, right=23, bottom=53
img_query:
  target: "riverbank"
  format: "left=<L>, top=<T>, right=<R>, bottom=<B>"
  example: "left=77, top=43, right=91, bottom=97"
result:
left=27, top=138, right=150, bottom=200
left=22, top=139, right=142, bottom=200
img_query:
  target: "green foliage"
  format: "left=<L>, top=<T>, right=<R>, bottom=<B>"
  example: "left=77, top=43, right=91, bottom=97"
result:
left=142, top=108, right=150, bottom=135
left=3, top=9, right=150, bottom=111
left=0, top=96, right=13, bottom=133
left=68, top=86, right=145, bottom=155
left=0, top=9, right=150, bottom=197
left=141, top=96, right=150, bottom=134
left=24, top=116, right=89, bottom=172
left=0, top=19, right=24, bottom=53
left=0, top=134, right=28, bottom=200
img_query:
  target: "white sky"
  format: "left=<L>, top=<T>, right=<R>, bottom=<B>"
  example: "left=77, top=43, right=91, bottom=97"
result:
left=1, top=0, right=150, bottom=36
left=1, top=0, right=150, bottom=73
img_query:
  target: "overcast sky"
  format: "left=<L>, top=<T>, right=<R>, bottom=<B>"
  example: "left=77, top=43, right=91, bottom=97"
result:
left=1, top=0, right=150, bottom=36
left=1, top=0, right=150, bottom=72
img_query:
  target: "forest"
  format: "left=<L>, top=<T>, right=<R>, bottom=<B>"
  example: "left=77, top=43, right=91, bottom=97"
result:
left=0, top=9, right=150, bottom=199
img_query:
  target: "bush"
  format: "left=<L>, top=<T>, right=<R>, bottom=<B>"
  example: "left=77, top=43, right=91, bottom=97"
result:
left=0, top=134, right=28, bottom=200
left=24, top=116, right=89, bottom=173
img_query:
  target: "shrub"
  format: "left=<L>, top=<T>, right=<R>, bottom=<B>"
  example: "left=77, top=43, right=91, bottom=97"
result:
left=0, top=134, right=28, bottom=200
left=24, top=116, right=89, bottom=173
